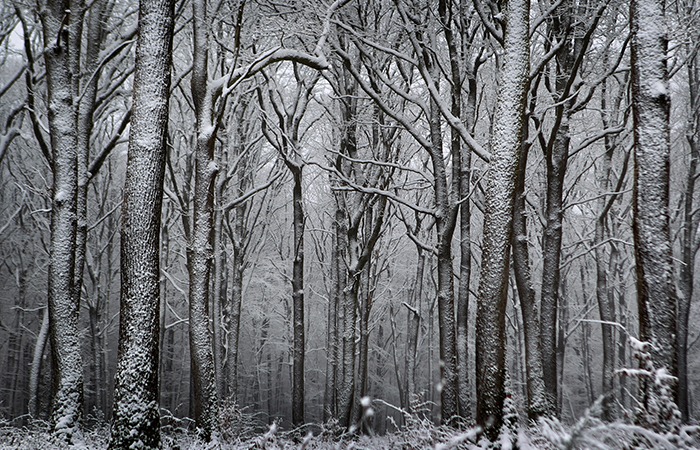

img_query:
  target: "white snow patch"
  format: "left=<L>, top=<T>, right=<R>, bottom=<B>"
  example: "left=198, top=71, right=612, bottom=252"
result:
left=650, top=80, right=667, bottom=98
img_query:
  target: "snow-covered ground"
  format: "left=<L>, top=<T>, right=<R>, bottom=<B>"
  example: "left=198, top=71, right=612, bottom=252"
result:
left=2, top=415, right=698, bottom=449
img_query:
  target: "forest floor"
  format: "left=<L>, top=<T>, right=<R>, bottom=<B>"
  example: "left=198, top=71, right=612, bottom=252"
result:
left=1, top=413, right=700, bottom=450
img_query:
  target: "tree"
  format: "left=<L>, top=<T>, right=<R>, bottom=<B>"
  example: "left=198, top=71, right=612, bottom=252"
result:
left=40, top=0, right=83, bottom=440
left=675, top=0, right=700, bottom=422
left=474, top=0, right=529, bottom=440
left=257, top=63, right=322, bottom=426
left=630, top=0, right=679, bottom=428
left=109, top=0, right=174, bottom=446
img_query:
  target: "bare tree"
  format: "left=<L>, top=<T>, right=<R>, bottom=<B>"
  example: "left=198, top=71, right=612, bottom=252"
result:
left=109, top=0, right=174, bottom=446
left=630, top=0, right=679, bottom=429
left=475, top=0, right=529, bottom=439
left=257, top=63, right=322, bottom=425
left=39, top=0, right=82, bottom=440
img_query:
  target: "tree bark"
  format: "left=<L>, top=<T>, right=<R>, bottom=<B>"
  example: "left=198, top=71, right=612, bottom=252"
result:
left=630, top=0, right=679, bottom=425
left=109, top=0, right=173, bottom=446
left=512, top=138, right=552, bottom=420
left=676, top=43, right=699, bottom=423
left=323, top=210, right=341, bottom=421
left=290, top=164, right=305, bottom=426
left=29, top=307, right=50, bottom=418
left=475, top=0, right=529, bottom=440
left=41, top=0, right=82, bottom=440
left=188, top=0, right=220, bottom=438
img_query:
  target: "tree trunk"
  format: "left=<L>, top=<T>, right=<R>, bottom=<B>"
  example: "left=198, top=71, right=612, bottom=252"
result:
left=630, top=0, right=678, bottom=425
left=188, top=0, right=220, bottom=438
left=475, top=0, right=529, bottom=440
left=29, top=307, right=50, bottom=418
left=323, top=212, right=341, bottom=421
left=41, top=0, right=82, bottom=440
left=109, top=0, right=174, bottom=446
left=427, top=94, right=459, bottom=423
left=512, top=139, right=552, bottom=420
left=290, top=164, right=305, bottom=426
left=405, top=251, right=424, bottom=411
left=677, top=47, right=699, bottom=423
left=594, top=131, right=617, bottom=419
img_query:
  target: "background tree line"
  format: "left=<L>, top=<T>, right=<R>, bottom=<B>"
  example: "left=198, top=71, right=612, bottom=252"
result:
left=0, top=0, right=698, bottom=446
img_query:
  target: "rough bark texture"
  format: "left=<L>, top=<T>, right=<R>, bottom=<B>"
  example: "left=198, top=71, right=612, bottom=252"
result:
left=630, top=0, right=678, bottom=418
left=188, top=0, right=220, bottom=438
left=540, top=1, right=577, bottom=413
left=42, top=0, right=82, bottom=440
left=475, top=0, right=529, bottom=440
left=109, top=0, right=173, bottom=446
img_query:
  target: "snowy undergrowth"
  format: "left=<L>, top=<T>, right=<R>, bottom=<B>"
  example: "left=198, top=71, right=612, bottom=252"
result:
left=2, top=408, right=698, bottom=449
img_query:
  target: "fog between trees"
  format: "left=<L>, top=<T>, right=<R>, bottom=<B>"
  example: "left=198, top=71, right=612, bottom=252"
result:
left=0, top=0, right=698, bottom=447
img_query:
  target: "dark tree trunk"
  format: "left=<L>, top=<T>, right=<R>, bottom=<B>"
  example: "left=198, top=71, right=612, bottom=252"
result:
left=677, top=47, right=700, bottom=423
left=512, top=139, right=552, bottom=420
left=290, top=164, right=305, bottom=426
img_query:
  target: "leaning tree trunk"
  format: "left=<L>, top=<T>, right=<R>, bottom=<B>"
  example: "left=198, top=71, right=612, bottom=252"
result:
left=630, top=0, right=678, bottom=430
left=475, top=0, right=529, bottom=440
left=109, top=0, right=174, bottom=446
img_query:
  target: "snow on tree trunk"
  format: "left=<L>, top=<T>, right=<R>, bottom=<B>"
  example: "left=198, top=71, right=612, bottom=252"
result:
left=475, top=0, right=529, bottom=441
left=28, top=307, right=49, bottom=418
left=512, top=139, right=552, bottom=421
left=427, top=94, right=459, bottom=424
left=595, top=77, right=618, bottom=419
left=41, top=0, right=82, bottom=441
left=323, top=209, right=341, bottom=421
left=405, top=251, right=424, bottom=412
left=438, top=0, right=474, bottom=421
left=630, top=0, right=679, bottom=426
left=677, top=46, right=699, bottom=423
left=109, top=0, right=173, bottom=447
left=187, top=0, right=220, bottom=438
